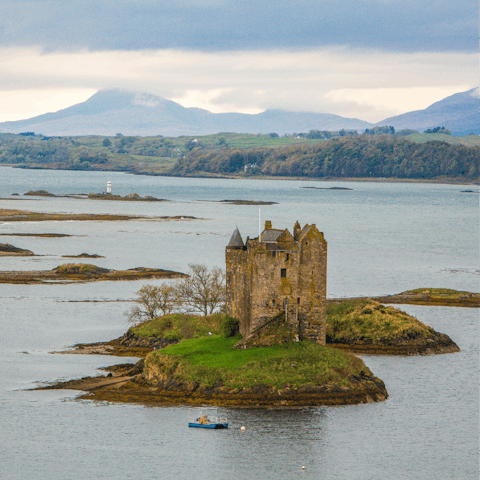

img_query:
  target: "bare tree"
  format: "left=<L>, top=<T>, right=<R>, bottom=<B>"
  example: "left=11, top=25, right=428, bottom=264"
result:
left=125, top=284, right=176, bottom=326
left=175, top=264, right=226, bottom=315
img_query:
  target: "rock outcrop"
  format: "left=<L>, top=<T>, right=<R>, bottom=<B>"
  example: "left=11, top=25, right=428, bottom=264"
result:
left=0, top=243, right=34, bottom=256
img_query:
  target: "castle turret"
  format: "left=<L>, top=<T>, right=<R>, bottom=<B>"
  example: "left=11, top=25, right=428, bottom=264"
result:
left=227, top=227, right=244, bottom=248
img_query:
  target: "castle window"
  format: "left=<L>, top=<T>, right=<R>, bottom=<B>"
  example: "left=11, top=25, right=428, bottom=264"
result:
left=297, top=297, right=300, bottom=304
left=286, top=253, right=290, bottom=261
left=281, top=268, right=286, bottom=278
left=272, top=299, right=275, bottom=306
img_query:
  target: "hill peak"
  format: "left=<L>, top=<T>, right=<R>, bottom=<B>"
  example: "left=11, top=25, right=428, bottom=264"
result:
left=77, top=89, right=176, bottom=112
left=376, top=87, right=480, bottom=135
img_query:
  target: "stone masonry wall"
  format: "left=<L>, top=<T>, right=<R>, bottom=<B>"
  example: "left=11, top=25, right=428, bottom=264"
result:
left=298, top=228, right=327, bottom=344
left=225, top=247, right=251, bottom=338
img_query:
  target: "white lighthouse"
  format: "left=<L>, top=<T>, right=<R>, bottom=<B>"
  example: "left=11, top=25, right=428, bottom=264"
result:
left=106, top=181, right=112, bottom=194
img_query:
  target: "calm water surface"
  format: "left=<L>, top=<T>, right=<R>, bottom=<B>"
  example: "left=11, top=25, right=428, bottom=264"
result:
left=0, top=167, right=478, bottom=479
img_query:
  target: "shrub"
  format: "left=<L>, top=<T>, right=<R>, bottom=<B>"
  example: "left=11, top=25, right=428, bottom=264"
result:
left=221, top=316, right=240, bottom=337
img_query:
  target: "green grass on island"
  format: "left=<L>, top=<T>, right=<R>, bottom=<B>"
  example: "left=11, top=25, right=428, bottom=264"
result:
left=132, top=300, right=434, bottom=345
left=326, top=299, right=433, bottom=342
left=134, top=300, right=438, bottom=389
left=144, top=335, right=367, bottom=389
left=403, top=288, right=477, bottom=299
left=132, top=313, right=226, bottom=340
left=55, top=264, right=102, bottom=274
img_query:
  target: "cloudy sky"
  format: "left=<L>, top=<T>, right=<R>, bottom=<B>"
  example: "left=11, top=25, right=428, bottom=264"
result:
left=0, top=0, right=477, bottom=123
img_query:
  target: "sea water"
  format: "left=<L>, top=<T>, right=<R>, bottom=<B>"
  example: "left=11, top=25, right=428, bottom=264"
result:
left=0, top=167, right=478, bottom=479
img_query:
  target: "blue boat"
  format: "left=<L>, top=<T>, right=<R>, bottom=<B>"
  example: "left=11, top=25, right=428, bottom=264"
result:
left=188, top=409, right=228, bottom=429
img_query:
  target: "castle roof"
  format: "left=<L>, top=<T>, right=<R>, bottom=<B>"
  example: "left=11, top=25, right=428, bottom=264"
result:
left=228, top=227, right=245, bottom=247
left=297, top=225, right=312, bottom=242
left=260, top=229, right=284, bottom=242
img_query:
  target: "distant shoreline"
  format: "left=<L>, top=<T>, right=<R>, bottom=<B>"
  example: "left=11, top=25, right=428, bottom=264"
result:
left=2, top=164, right=478, bottom=186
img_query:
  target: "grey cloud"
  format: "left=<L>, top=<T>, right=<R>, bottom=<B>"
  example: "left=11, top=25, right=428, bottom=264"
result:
left=0, top=0, right=476, bottom=53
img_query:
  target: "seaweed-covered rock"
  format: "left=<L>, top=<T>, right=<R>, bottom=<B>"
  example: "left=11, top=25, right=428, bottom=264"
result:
left=0, top=244, right=34, bottom=255
left=54, top=264, right=110, bottom=276
left=114, top=329, right=179, bottom=350
left=24, top=190, right=56, bottom=197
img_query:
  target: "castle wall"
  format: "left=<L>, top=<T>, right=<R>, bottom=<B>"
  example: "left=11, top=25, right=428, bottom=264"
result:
left=248, top=244, right=300, bottom=335
left=225, top=247, right=251, bottom=338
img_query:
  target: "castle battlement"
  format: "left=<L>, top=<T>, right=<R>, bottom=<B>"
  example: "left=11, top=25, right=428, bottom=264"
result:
left=226, top=220, right=327, bottom=345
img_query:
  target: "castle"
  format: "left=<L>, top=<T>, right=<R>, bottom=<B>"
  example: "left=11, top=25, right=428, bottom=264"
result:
left=225, top=220, right=327, bottom=345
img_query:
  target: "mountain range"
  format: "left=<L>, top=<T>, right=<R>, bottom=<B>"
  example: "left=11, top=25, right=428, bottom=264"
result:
left=376, top=88, right=479, bottom=135
left=0, top=88, right=477, bottom=137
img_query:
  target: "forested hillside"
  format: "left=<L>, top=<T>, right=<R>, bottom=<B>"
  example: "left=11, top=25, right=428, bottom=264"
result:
left=171, top=135, right=480, bottom=181
left=0, top=132, right=478, bottom=182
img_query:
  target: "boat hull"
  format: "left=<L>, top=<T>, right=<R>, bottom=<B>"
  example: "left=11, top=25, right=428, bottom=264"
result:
left=188, top=422, right=228, bottom=429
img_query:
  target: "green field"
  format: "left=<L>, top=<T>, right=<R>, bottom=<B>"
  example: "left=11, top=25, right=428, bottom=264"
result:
left=406, top=132, right=480, bottom=147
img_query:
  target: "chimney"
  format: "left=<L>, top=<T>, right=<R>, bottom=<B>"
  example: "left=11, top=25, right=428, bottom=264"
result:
left=294, top=221, right=301, bottom=240
left=265, top=220, right=272, bottom=230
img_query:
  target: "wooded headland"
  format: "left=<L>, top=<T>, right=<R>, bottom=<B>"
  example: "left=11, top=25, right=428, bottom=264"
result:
left=1, top=130, right=479, bottom=183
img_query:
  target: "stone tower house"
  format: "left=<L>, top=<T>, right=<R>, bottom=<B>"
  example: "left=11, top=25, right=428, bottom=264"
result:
left=225, top=220, right=327, bottom=345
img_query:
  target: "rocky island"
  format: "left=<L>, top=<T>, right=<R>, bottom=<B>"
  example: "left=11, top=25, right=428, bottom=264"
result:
left=365, top=288, right=480, bottom=308
left=24, top=190, right=56, bottom=197
left=22, top=189, right=167, bottom=202
left=301, top=186, right=354, bottom=191
left=0, top=263, right=187, bottom=284
left=48, top=338, right=388, bottom=407
left=0, top=243, right=35, bottom=256
left=62, top=253, right=105, bottom=259
left=44, top=313, right=388, bottom=407
left=0, top=208, right=199, bottom=222
left=87, top=193, right=166, bottom=202
left=0, top=233, right=73, bottom=238
left=218, top=200, right=278, bottom=205
left=326, top=299, right=460, bottom=354
left=43, top=295, right=461, bottom=407
left=39, top=219, right=465, bottom=408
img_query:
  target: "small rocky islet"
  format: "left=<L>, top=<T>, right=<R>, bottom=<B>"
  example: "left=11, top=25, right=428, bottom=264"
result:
left=23, top=190, right=166, bottom=201
left=0, top=243, right=35, bottom=256
left=0, top=233, right=73, bottom=238
left=365, top=288, right=479, bottom=308
left=0, top=263, right=187, bottom=284
left=86, top=193, right=166, bottom=202
left=62, top=253, right=105, bottom=259
left=0, top=208, right=199, bottom=222
left=301, top=186, right=354, bottom=191
left=325, top=298, right=460, bottom=354
left=217, top=199, right=278, bottom=205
